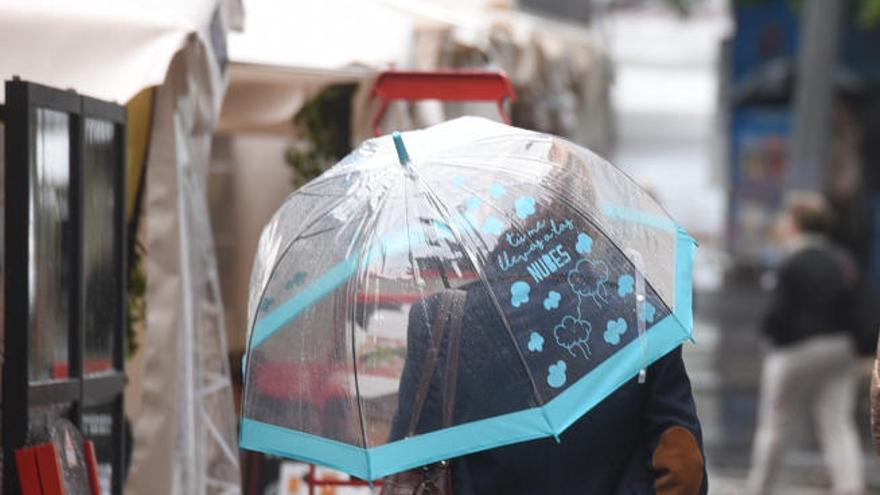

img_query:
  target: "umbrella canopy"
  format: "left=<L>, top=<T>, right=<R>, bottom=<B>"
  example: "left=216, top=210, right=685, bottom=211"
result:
left=239, top=116, right=695, bottom=481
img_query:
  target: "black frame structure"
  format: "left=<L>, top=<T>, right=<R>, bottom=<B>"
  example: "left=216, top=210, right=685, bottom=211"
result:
left=3, top=78, right=127, bottom=494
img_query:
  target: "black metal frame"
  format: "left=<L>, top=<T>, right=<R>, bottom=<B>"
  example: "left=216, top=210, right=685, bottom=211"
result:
left=3, top=78, right=127, bottom=495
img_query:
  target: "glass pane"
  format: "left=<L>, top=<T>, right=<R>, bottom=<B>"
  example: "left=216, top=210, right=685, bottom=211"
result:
left=28, top=402, right=74, bottom=435
left=83, top=402, right=118, bottom=494
left=29, top=108, right=71, bottom=382
left=82, top=118, right=118, bottom=374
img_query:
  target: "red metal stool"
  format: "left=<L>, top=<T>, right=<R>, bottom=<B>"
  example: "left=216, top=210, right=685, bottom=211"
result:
left=371, top=69, right=517, bottom=136
left=16, top=441, right=103, bottom=495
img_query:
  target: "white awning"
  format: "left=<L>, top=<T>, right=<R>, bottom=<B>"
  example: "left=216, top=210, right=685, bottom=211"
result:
left=0, top=0, right=234, bottom=105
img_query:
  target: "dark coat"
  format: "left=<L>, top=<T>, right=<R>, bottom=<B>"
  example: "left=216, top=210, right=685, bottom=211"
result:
left=391, top=284, right=707, bottom=495
left=762, top=242, right=854, bottom=347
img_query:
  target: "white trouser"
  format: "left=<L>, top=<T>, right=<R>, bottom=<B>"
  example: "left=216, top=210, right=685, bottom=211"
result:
left=746, top=333, right=864, bottom=495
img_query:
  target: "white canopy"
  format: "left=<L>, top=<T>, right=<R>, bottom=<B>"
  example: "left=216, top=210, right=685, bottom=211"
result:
left=218, top=0, right=424, bottom=134
left=0, top=0, right=236, bottom=104
left=228, top=0, right=417, bottom=72
left=219, top=0, right=609, bottom=145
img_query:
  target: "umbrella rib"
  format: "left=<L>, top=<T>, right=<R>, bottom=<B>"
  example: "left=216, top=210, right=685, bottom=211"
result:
left=411, top=169, right=556, bottom=434
left=345, top=171, right=398, bottom=476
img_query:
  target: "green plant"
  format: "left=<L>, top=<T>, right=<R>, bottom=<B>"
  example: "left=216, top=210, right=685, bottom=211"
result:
left=285, top=84, right=357, bottom=188
left=127, top=237, right=145, bottom=359
left=859, top=0, right=880, bottom=27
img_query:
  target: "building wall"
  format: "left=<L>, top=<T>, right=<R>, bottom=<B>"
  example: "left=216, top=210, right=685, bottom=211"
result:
left=208, top=132, right=295, bottom=356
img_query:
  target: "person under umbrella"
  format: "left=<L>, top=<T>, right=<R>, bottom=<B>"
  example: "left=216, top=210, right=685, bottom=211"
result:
left=385, top=140, right=706, bottom=495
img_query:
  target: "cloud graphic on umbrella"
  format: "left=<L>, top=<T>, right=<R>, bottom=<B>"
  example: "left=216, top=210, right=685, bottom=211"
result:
left=483, top=216, right=505, bottom=236
left=640, top=301, right=657, bottom=323
left=515, top=196, right=536, bottom=220
left=510, top=281, right=531, bottom=308
left=567, top=258, right=610, bottom=308
left=603, top=317, right=628, bottom=345
left=617, top=274, right=634, bottom=297
left=543, top=291, right=561, bottom=310
left=554, top=315, right=592, bottom=359
left=547, top=361, right=568, bottom=388
left=527, top=332, right=544, bottom=352
left=490, top=183, right=506, bottom=198
left=576, top=233, right=593, bottom=254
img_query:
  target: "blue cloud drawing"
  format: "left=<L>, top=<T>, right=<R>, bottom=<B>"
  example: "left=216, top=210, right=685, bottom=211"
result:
left=434, top=221, right=455, bottom=240
left=464, top=210, right=480, bottom=228
left=554, top=315, right=592, bottom=359
left=543, top=291, right=561, bottom=310
left=547, top=360, right=568, bottom=388
left=259, top=298, right=275, bottom=312
left=576, top=233, right=594, bottom=254
left=285, top=271, right=308, bottom=290
left=527, top=332, right=544, bottom=352
left=511, top=281, right=531, bottom=308
left=603, top=317, right=628, bottom=345
left=452, top=176, right=466, bottom=188
left=640, top=301, right=657, bottom=323
left=490, top=183, right=506, bottom=198
left=618, top=274, right=634, bottom=297
left=568, top=258, right=610, bottom=308
left=515, top=196, right=537, bottom=220
left=483, top=216, right=505, bottom=235
left=466, top=196, right=482, bottom=211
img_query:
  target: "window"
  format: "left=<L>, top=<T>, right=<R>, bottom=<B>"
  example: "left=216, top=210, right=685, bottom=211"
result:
left=3, top=78, right=127, bottom=495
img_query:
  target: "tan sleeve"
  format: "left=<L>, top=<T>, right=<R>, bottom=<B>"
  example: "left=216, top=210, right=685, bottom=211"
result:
left=652, top=426, right=705, bottom=495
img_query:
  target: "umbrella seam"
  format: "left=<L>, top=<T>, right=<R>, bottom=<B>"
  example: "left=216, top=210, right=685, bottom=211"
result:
left=346, top=169, right=399, bottom=481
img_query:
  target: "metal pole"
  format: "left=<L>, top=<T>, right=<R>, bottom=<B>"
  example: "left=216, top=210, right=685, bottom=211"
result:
left=787, top=0, right=844, bottom=191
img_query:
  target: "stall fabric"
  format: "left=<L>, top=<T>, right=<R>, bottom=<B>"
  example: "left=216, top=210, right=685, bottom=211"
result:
left=219, top=0, right=416, bottom=136
left=363, top=1, right=614, bottom=155
left=125, top=6, right=242, bottom=495
left=221, top=0, right=611, bottom=154
left=0, top=1, right=213, bottom=105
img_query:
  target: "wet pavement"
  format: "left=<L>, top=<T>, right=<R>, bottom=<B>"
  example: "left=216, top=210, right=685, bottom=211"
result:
left=685, top=272, right=880, bottom=493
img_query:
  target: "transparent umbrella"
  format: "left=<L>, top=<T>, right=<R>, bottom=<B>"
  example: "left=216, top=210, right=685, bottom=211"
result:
left=239, top=117, right=696, bottom=481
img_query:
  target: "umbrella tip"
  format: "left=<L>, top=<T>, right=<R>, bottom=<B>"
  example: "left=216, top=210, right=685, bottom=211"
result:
left=392, top=131, right=410, bottom=165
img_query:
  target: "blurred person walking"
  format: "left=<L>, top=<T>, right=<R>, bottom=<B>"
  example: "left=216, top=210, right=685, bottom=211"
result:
left=746, top=192, right=864, bottom=495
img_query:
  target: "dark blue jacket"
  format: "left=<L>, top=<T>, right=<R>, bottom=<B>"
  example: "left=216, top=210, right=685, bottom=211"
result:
left=762, top=243, right=853, bottom=347
left=391, top=286, right=707, bottom=495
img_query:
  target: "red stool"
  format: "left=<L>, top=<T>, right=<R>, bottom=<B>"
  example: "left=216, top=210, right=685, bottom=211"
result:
left=16, top=441, right=103, bottom=495
left=371, top=70, right=517, bottom=136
